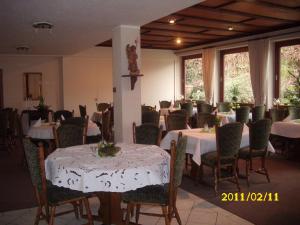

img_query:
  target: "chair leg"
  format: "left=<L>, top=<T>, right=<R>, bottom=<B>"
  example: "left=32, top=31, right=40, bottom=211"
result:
left=262, top=156, right=270, bottom=183
left=174, top=206, right=182, bottom=225
left=82, top=198, right=94, bottom=225
left=125, top=203, right=132, bottom=225
left=49, top=206, right=56, bottom=225
left=34, top=206, right=42, bottom=225
left=246, top=160, right=250, bottom=187
left=135, top=204, right=141, bottom=225
left=234, top=163, right=241, bottom=192
left=162, top=206, right=170, bottom=225
left=213, top=167, right=218, bottom=195
left=71, top=202, right=79, bottom=219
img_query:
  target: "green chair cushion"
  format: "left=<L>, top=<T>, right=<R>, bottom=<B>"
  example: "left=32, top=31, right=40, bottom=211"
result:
left=122, top=184, right=168, bottom=205
left=201, top=151, right=235, bottom=167
left=238, top=147, right=266, bottom=159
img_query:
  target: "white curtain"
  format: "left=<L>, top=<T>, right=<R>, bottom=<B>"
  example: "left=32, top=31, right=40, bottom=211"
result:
left=202, top=48, right=216, bottom=104
left=248, top=39, right=270, bottom=106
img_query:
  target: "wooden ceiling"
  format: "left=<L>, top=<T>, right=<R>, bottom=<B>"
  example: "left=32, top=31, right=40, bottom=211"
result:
left=97, top=0, right=300, bottom=50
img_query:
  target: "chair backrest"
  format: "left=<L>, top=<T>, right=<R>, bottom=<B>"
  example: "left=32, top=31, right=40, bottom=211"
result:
left=180, top=102, right=193, bottom=117
left=269, top=108, right=286, bottom=122
left=169, top=109, right=187, bottom=118
left=141, top=105, right=156, bottom=113
left=197, top=112, right=216, bottom=128
left=216, top=122, right=243, bottom=158
left=79, top=105, right=87, bottom=118
left=142, top=110, right=160, bottom=126
left=252, top=105, right=265, bottom=122
left=165, top=114, right=188, bottom=131
left=197, top=103, right=213, bottom=113
left=173, top=100, right=181, bottom=108
left=23, top=139, right=45, bottom=193
left=159, top=100, right=171, bottom=109
left=0, top=109, right=9, bottom=136
left=288, top=106, right=300, bottom=120
left=54, top=124, right=85, bottom=148
left=236, top=106, right=250, bottom=124
left=61, top=116, right=88, bottom=128
left=54, top=110, right=73, bottom=122
left=249, top=119, right=271, bottom=150
left=133, top=123, right=162, bottom=145
left=217, top=102, right=231, bottom=112
left=102, top=110, right=112, bottom=141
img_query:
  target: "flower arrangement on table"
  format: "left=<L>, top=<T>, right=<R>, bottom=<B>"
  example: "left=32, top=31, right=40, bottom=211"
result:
left=97, top=141, right=120, bottom=157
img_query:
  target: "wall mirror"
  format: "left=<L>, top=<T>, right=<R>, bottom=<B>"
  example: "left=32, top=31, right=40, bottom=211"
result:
left=23, top=72, right=42, bottom=100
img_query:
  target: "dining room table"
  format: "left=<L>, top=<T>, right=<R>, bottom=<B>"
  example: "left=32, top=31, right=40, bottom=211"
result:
left=214, top=110, right=252, bottom=124
left=271, top=119, right=300, bottom=138
left=45, top=142, right=170, bottom=225
left=160, top=125, right=275, bottom=166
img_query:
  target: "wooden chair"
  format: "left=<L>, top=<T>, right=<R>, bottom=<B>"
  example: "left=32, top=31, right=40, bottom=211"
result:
left=288, top=106, right=300, bottom=120
left=123, top=133, right=187, bottom=225
left=96, top=103, right=110, bottom=112
left=169, top=109, right=187, bottom=118
left=180, top=102, right=193, bottom=117
left=0, top=109, right=10, bottom=152
left=23, top=138, right=93, bottom=225
left=217, top=102, right=231, bottom=112
left=142, top=110, right=160, bottom=126
left=196, top=112, right=216, bottom=128
left=141, top=105, right=156, bottom=113
left=197, top=103, right=213, bottom=114
left=133, top=122, right=162, bottom=145
left=101, top=110, right=112, bottom=142
left=198, top=122, right=243, bottom=194
left=53, top=123, right=87, bottom=148
left=159, top=100, right=172, bottom=109
left=236, top=106, right=250, bottom=124
left=53, top=110, right=74, bottom=122
left=79, top=105, right=87, bottom=118
left=269, top=108, right=286, bottom=122
left=238, top=119, right=271, bottom=186
left=252, top=105, right=265, bottom=122
left=165, top=114, right=188, bottom=131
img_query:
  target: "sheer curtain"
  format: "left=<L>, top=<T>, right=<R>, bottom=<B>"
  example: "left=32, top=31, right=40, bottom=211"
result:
left=248, top=39, right=270, bottom=106
left=202, top=48, right=216, bottom=104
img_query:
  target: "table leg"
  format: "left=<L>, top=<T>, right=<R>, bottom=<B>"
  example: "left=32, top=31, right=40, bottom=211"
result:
left=98, top=192, right=124, bottom=225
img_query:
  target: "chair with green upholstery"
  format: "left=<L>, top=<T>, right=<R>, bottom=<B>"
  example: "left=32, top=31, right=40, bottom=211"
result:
left=142, top=110, right=160, bottom=126
left=123, top=133, right=187, bottom=225
left=79, top=105, right=87, bottom=118
left=61, top=116, right=88, bottom=127
left=217, top=102, right=231, bottom=112
left=53, top=124, right=86, bottom=148
left=288, top=106, right=300, bottom=120
left=238, top=119, right=271, bottom=186
left=180, top=102, right=193, bottom=117
left=141, top=105, right=156, bottom=113
left=196, top=113, right=216, bottom=128
left=236, top=106, right=250, bottom=124
left=197, top=103, right=213, bottom=114
left=252, top=105, right=265, bottom=122
left=165, top=114, right=188, bottom=131
left=159, top=100, right=172, bottom=109
left=199, top=122, right=243, bottom=194
left=133, top=123, right=162, bottom=145
left=169, top=109, right=187, bottom=117
left=23, top=138, right=93, bottom=225
left=269, top=108, right=286, bottom=122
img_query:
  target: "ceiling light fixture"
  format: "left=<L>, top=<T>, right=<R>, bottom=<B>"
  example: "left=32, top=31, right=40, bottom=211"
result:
left=169, top=18, right=176, bottom=24
left=32, top=21, right=54, bottom=32
left=16, top=45, right=29, bottom=53
left=228, top=26, right=234, bottom=31
left=175, top=38, right=182, bottom=44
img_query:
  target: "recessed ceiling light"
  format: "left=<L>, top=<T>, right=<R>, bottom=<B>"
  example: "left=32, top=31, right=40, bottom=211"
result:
left=16, top=45, right=29, bottom=52
left=32, top=21, right=53, bottom=32
left=175, top=38, right=182, bottom=44
left=169, top=18, right=176, bottom=24
left=228, top=26, right=234, bottom=31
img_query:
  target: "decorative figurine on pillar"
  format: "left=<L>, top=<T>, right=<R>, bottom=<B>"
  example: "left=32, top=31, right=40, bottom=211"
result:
left=122, top=43, right=143, bottom=90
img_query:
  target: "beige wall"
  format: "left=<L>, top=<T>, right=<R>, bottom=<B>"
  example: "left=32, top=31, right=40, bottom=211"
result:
left=63, top=47, right=180, bottom=117
left=0, top=55, right=62, bottom=112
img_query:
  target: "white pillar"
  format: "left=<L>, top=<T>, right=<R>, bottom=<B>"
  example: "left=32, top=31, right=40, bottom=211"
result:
left=112, top=25, right=141, bottom=143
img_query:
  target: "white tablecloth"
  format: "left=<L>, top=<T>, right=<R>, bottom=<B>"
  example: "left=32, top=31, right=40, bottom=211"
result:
left=45, top=143, right=170, bottom=193
left=271, top=120, right=300, bottom=138
left=215, top=112, right=252, bottom=124
left=160, top=126, right=275, bottom=166
left=27, top=120, right=100, bottom=139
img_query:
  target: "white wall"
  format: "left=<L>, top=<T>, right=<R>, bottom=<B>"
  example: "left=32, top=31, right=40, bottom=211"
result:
left=0, top=55, right=62, bottom=112
left=62, top=47, right=180, bottom=117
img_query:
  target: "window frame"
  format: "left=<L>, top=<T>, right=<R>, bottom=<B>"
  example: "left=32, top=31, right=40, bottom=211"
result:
left=274, top=38, right=300, bottom=99
left=181, top=54, right=202, bottom=98
left=219, top=46, right=249, bottom=102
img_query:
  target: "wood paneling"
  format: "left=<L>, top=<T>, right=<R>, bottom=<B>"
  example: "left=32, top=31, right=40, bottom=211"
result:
left=97, top=1, right=300, bottom=50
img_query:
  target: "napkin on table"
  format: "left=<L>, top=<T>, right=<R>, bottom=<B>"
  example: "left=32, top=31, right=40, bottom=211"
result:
left=33, top=118, right=42, bottom=127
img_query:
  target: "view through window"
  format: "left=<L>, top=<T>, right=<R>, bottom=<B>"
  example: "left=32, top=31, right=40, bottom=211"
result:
left=222, top=48, right=253, bottom=103
left=277, top=42, right=300, bottom=105
left=183, top=55, right=204, bottom=100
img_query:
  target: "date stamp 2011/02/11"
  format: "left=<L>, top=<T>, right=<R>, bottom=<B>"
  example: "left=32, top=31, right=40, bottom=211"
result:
left=221, top=192, right=279, bottom=202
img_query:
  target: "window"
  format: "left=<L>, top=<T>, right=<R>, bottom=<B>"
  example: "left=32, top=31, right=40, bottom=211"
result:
left=275, top=39, right=300, bottom=105
left=182, top=54, right=204, bottom=100
left=220, top=47, right=253, bottom=103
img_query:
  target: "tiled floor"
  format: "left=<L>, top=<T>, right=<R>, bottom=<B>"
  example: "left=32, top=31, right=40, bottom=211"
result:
left=0, top=188, right=253, bottom=225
